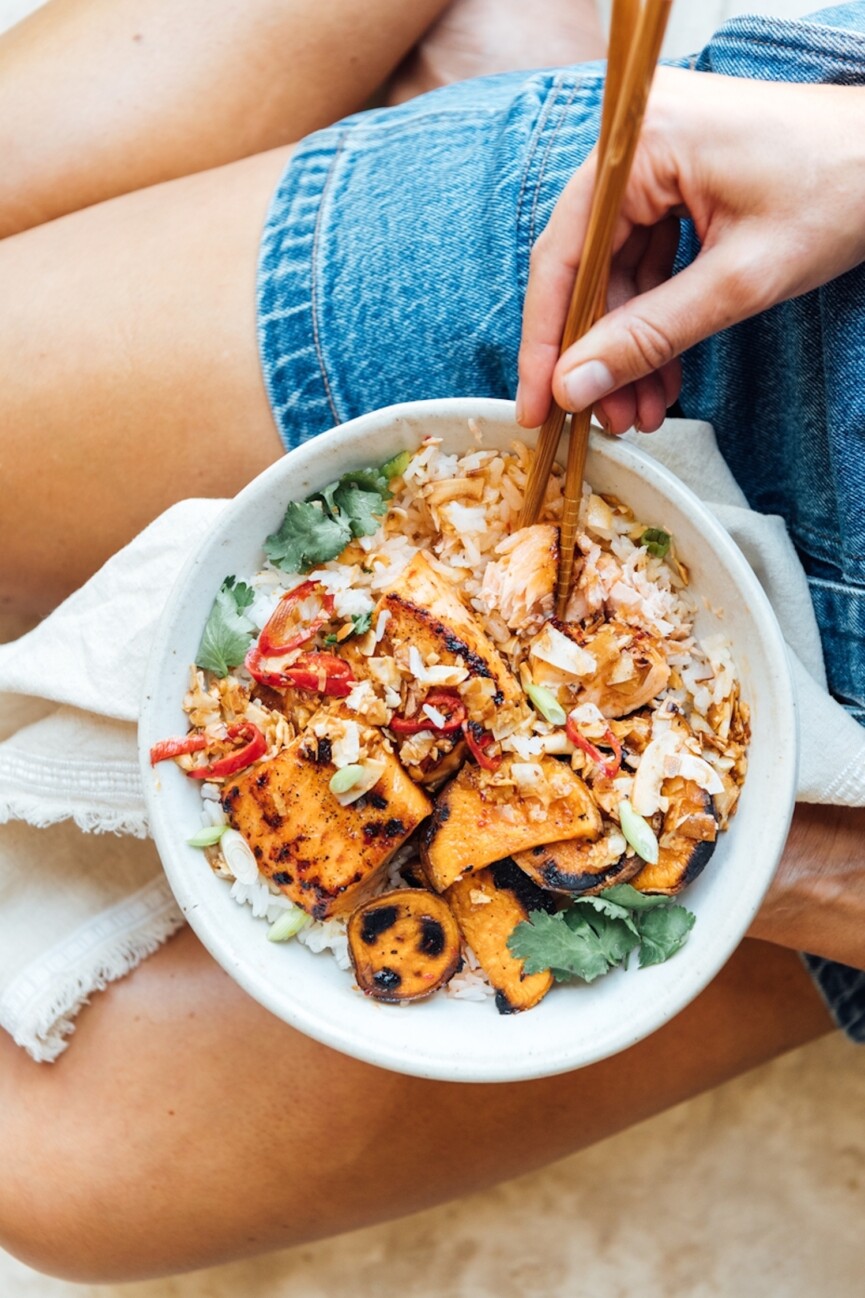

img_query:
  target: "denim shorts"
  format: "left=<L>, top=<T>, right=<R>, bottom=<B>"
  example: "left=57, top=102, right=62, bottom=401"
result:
left=257, top=3, right=865, bottom=1043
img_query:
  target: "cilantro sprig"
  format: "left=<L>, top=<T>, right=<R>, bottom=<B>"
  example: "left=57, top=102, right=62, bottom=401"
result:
left=264, top=454, right=408, bottom=575
left=507, top=884, right=696, bottom=983
left=195, top=576, right=256, bottom=678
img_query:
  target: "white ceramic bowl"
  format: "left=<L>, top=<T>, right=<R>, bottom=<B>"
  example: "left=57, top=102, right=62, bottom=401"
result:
left=140, top=398, right=797, bottom=1083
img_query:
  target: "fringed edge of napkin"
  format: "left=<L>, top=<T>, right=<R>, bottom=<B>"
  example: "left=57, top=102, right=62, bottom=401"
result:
left=0, top=876, right=184, bottom=1062
left=0, top=800, right=149, bottom=838
left=0, top=750, right=148, bottom=838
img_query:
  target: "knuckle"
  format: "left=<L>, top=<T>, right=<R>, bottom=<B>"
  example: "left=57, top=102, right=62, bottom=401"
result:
left=624, top=312, right=678, bottom=374
left=716, top=258, right=759, bottom=316
left=714, top=243, right=781, bottom=321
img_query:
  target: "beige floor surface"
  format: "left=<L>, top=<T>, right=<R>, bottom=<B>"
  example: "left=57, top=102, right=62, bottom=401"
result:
left=2, top=0, right=860, bottom=1295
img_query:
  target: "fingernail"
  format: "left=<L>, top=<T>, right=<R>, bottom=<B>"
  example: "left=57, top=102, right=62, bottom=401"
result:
left=515, top=382, right=525, bottom=425
left=593, top=406, right=610, bottom=434
left=561, top=360, right=614, bottom=412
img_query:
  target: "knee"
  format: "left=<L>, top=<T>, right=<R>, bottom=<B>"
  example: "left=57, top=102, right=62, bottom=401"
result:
left=0, top=1094, right=145, bottom=1283
left=0, top=1147, right=106, bottom=1283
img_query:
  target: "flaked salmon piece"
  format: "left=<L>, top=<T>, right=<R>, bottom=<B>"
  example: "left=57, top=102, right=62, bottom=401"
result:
left=481, top=524, right=558, bottom=634
left=558, top=620, right=670, bottom=719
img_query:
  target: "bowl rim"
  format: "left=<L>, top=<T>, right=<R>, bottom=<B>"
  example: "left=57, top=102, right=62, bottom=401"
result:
left=139, top=397, right=798, bottom=1082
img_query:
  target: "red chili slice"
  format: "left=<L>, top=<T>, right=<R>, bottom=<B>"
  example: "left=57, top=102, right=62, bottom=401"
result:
left=245, top=646, right=354, bottom=696
left=149, top=733, right=208, bottom=766
left=461, top=719, right=502, bottom=771
left=258, top=581, right=334, bottom=655
left=565, top=715, right=622, bottom=779
left=390, top=690, right=467, bottom=736
left=246, top=645, right=354, bottom=696
left=283, top=652, right=355, bottom=698
left=187, top=721, right=268, bottom=780
left=245, top=645, right=290, bottom=689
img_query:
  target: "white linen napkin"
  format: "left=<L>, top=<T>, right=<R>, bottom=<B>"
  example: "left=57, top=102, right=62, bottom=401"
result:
left=1, top=421, right=863, bottom=1061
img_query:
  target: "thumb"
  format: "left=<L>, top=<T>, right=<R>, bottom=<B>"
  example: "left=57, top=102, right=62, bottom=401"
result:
left=552, top=244, right=759, bottom=414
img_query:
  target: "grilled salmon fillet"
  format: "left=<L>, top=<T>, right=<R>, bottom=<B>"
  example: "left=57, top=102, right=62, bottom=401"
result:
left=375, top=551, right=522, bottom=708
left=221, top=733, right=432, bottom=920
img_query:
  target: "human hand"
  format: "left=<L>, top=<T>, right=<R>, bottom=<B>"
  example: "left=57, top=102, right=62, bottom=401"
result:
left=748, top=803, right=865, bottom=972
left=517, top=67, right=865, bottom=433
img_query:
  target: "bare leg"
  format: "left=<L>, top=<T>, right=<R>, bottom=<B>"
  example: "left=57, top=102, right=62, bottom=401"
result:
left=0, top=927, right=830, bottom=1282
left=0, top=0, right=455, bottom=238
left=0, top=146, right=292, bottom=613
left=387, top=0, right=606, bottom=105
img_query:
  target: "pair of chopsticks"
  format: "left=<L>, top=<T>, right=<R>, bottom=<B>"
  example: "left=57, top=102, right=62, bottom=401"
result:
left=519, top=0, right=672, bottom=617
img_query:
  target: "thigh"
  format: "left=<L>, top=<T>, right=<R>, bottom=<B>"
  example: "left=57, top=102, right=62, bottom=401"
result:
left=0, top=0, right=456, bottom=238
left=0, top=926, right=831, bottom=1283
left=0, top=146, right=293, bottom=613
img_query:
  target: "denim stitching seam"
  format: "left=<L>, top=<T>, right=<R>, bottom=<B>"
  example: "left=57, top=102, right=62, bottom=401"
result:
left=310, top=132, right=348, bottom=427
left=528, top=76, right=582, bottom=253
left=514, top=75, right=562, bottom=279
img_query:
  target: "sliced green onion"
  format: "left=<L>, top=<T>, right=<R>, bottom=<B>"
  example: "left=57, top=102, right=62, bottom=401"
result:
left=618, top=799, right=659, bottom=864
left=267, top=908, right=310, bottom=942
left=329, top=764, right=366, bottom=795
left=186, top=824, right=228, bottom=848
left=381, top=450, right=411, bottom=481
left=639, top=527, right=671, bottom=559
left=525, top=682, right=567, bottom=726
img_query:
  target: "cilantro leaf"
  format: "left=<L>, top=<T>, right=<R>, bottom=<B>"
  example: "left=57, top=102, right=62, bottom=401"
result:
left=600, top=884, right=671, bottom=911
left=264, top=455, right=399, bottom=574
left=338, top=466, right=390, bottom=495
left=264, top=500, right=351, bottom=573
left=508, top=908, right=634, bottom=984
left=640, top=527, right=671, bottom=558
left=570, top=893, right=640, bottom=933
left=635, top=905, right=696, bottom=967
left=333, top=482, right=389, bottom=538
left=507, top=887, right=697, bottom=985
left=310, top=481, right=340, bottom=514
left=571, top=906, right=641, bottom=970
left=196, top=576, right=257, bottom=678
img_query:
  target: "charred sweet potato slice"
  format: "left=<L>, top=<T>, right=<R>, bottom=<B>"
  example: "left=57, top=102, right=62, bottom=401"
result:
left=630, top=777, right=719, bottom=895
left=221, top=736, right=431, bottom=920
left=348, top=889, right=462, bottom=1002
left=446, top=860, right=556, bottom=1014
left=375, top=551, right=522, bottom=708
left=421, top=755, right=602, bottom=893
left=513, top=832, right=642, bottom=897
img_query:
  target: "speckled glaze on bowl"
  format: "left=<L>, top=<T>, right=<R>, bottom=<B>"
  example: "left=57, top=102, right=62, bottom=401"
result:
left=139, top=399, right=797, bottom=1083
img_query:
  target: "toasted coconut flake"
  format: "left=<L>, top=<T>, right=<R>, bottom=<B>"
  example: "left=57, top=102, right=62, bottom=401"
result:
left=530, top=623, right=597, bottom=679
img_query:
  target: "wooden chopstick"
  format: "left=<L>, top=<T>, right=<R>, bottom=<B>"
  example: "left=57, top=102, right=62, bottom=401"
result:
left=517, top=0, right=672, bottom=617
left=518, top=0, right=641, bottom=532
left=591, top=0, right=640, bottom=323
left=556, top=0, right=671, bottom=616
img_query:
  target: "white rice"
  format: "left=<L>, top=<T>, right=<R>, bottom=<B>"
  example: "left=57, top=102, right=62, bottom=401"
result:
left=187, top=429, right=749, bottom=1006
